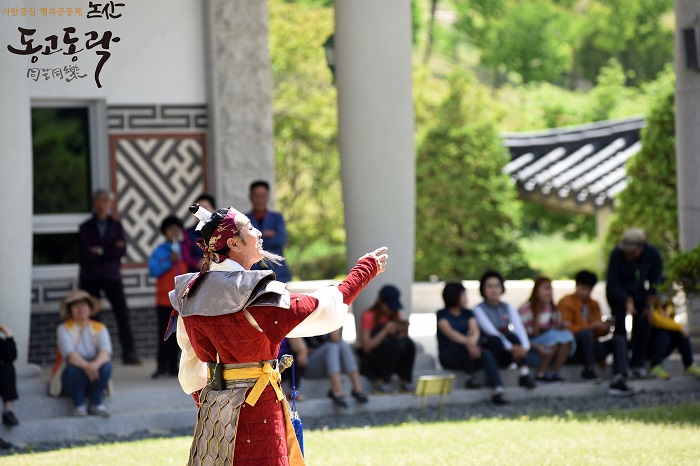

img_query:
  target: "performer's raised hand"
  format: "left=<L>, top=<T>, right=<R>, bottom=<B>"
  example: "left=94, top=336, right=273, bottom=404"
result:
left=362, top=246, right=388, bottom=274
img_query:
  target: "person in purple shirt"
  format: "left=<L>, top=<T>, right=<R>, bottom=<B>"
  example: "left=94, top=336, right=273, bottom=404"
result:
left=246, top=180, right=292, bottom=283
left=78, top=189, right=140, bottom=365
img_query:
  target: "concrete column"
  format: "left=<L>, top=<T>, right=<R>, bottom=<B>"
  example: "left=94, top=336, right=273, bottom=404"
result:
left=0, top=7, right=34, bottom=370
left=675, top=0, right=700, bottom=347
left=335, top=1, right=416, bottom=322
left=202, top=0, right=276, bottom=210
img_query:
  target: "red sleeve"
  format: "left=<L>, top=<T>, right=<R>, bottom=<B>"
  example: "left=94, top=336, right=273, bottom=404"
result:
left=338, top=256, right=379, bottom=305
left=247, top=294, right=320, bottom=345
left=360, top=310, right=376, bottom=330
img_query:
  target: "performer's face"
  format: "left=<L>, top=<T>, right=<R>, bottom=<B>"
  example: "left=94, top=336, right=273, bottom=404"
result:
left=229, top=215, right=264, bottom=268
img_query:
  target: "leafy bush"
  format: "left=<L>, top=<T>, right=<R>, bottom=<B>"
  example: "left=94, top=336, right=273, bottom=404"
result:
left=415, top=72, right=532, bottom=280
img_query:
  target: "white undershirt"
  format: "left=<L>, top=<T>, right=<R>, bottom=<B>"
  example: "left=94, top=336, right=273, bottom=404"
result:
left=176, top=258, right=348, bottom=394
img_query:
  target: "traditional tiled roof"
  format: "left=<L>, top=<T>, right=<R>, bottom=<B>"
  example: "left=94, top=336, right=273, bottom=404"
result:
left=501, top=117, right=645, bottom=213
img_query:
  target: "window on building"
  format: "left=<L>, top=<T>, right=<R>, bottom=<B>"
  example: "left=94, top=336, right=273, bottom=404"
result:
left=31, top=102, right=108, bottom=266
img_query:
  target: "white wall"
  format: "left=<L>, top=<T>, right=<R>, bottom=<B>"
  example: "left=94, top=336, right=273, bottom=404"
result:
left=16, top=0, right=205, bottom=103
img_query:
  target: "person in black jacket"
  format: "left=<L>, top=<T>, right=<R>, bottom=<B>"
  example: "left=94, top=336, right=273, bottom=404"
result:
left=78, top=190, right=141, bottom=365
left=0, top=323, right=19, bottom=427
left=606, top=228, right=663, bottom=378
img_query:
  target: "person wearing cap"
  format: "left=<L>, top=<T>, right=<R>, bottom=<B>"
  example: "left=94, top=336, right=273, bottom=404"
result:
left=246, top=180, right=292, bottom=283
left=358, top=284, right=416, bottom=394
left=606, top=227, right=663, bottom=378
left=49, top=290, right=113, bottom=417
left=169, top=204, right=388, bottom=465
left=78, top=189, right=140, bottom=365
left=148, top=215, right=188, bottom=379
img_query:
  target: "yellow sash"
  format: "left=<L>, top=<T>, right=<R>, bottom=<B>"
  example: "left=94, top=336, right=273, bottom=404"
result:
left=207, top=362, right=305, bottom=465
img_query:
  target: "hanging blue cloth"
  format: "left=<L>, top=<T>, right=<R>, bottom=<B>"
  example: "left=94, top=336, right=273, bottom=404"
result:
left=290, top=362, right=304, bottom=456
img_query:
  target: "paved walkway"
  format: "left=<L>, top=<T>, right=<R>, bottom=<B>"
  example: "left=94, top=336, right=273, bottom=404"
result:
left=2, top=322, right=698, bottom=449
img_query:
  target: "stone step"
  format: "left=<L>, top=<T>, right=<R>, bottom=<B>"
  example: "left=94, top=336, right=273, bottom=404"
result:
left=1, top=354, right=698, bottom=448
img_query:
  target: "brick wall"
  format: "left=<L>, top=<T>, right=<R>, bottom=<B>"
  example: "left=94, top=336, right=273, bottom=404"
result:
left=29, top=306, right=160, bottom=367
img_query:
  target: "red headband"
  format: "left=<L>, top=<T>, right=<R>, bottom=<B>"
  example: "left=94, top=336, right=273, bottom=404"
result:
left=196, top=208, right=240, bottom=265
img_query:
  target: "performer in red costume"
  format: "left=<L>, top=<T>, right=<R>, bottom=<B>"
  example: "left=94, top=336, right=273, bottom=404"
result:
left=170, top=203, right=388, bottom=466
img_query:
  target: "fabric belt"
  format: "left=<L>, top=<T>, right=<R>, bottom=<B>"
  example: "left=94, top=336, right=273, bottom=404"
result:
left=207, top=359, right=285, bottom=406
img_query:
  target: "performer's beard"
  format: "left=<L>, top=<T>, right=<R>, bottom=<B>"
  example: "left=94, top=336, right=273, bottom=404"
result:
left=259, top=249, right=284, bottom=267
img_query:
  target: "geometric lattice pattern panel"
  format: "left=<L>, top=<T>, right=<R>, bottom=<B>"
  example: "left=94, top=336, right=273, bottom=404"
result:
left=112, top=134, right=207, bottom=264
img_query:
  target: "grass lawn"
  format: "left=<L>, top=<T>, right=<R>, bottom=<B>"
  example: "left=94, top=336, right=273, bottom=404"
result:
left=520, top=233, right=601, bottom=279
left=4, top=403, right=700, bottom=465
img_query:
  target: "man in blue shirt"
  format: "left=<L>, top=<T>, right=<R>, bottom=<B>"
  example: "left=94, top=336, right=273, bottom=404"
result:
left=246, top=180, right=292, bottom=282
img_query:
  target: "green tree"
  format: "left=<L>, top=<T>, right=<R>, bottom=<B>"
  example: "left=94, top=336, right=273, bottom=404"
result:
left=605, top=68, right=677, bottom=261
left=415, top=72, right=531, bottom=280
left=574, top=0, right=674, bottom=86
left=455, top=0, right=572, bottom=84
left=269, top=0, right=346, bottom=279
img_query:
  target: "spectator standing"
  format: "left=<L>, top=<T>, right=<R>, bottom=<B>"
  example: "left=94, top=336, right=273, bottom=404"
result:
left=359, top=285, right=416, bottom=393
left=473, top=271, right=536, bottom=389
left=559, top=270, right=634, bottom=396
left=49, top=290, right=113, bottom=417
left=304, top=329, right=369, bottom=408
left=648, top=300, right=700, bottom=379
left=78, top=190, right=140, bottom=365
left=606, top=228, right=663, bottom=378
left=182, top=193, right=216, bottom=273
left=0, top=323, right=19, bottom=426
left=518, top=277, right=576, bottom=384
left=436, top=282, right=509, bottom=405
left=148, top=215, right=188, bottom=379
left=246, top=180, right=292, bottom=283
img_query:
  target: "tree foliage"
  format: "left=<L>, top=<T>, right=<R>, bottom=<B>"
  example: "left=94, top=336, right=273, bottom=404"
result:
left=415, top=72, right=531, bottom=280
left=455, top=0, right=573, bottom=84
left=574, top=0, right=674, bottom=86
left=604, top=68, right=677, bottom=261
left=451, top=0, right=673, bottom=87
left=269, top=0, right=346, bottom=279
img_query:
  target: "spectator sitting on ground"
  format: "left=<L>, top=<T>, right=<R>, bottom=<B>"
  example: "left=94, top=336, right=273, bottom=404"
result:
left=359, top=285, right=416, bottom=394
left=278, top=337, right=308, bottom=401
left=0, top=323, right=19, bottom=427
left=181, top=193, right=216, bottom=273
left=559, top=270, right=634, bottom=396
left=49, top=290, right=113, bottom=418
left=148, top=215, right=187, bottom=379
left=518, top=277, right=576, bottom=384
left=436, top=282, right=509, bottom=405
left=648, top=299, right=700, bottom=380
left=304, top=329, right=369, bottom=409
left=473, top=271, right=536, bottom=390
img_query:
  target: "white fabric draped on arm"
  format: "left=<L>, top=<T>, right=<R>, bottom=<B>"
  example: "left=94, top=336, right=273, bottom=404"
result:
left=176, top=315, right=207, bottom=395
left=285, top=286, right=348, bottom=338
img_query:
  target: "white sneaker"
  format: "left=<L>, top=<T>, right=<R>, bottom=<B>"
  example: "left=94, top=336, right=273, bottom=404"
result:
left=89, top=404, right=110, bottom=418
left=73, top=405, right=87, bottom=417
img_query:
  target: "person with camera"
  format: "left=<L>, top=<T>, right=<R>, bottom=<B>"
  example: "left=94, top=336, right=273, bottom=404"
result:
left=358, top=285, right=416, bottom=394
left=559, top=270, right=633, bottom=396
left=148, top=215, right=188, bottom=379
